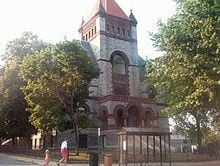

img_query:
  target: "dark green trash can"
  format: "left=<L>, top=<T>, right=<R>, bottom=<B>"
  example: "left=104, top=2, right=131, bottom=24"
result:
left=89, top=152, right=99, bottom=166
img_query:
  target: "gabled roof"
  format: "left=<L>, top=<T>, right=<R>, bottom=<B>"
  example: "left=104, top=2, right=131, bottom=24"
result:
left=101, top=0, right=129, bottom=19
left=88, top=0, right=129, bottom=20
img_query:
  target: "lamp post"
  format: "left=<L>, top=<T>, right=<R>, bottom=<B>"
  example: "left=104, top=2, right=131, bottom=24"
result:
left=98, top=127, right=101, bottom=165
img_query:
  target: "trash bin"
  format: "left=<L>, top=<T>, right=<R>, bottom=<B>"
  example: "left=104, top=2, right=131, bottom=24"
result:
left=104, top=154, right=112, bottom=166
left=89, top=152, right=99, bottom=166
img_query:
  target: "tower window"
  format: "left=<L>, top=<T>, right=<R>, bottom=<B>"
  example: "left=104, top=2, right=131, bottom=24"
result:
left=122, top=29, right=125, bottom=36
left=94, top=26, right=97, bottom=34
left=92, top=29, right=94, bottom=36
left=117, top=27, right=120, bottom=35
left=127, top=30, right=131, bottom=37
left=89, top=31, right=91, bottom=39
left=106, top=24, right=110, bottom=32
left=86, top=34, right=88, bottom=41
left=112, top=26, right=115, bottom=34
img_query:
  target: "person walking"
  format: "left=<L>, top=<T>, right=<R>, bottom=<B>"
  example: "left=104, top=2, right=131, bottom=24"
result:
left=57, top=138, right=68, bottom=166
left=43, top=149, right=50, bottom=166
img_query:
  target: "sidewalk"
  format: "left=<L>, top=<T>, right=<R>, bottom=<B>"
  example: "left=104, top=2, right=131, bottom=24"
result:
left=0, top=153, right=88, bottom=166
left=0, top=153, right=220, bottom=166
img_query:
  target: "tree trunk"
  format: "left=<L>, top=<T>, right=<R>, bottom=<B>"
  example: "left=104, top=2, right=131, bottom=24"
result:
left=74, top=122, right=80, bottom=156
left=12, top=137, right=16, bottom=147
left=26, top=136, right=32, bottom=149
left=43, top=133, right=46, bottom=150
left=70, top=113, right=80, bottom=156
left=196, top=117, right=202, bottom=153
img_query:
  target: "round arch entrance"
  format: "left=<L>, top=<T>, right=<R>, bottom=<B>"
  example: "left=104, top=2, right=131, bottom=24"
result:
left=127, top=105, right=141, bottom=127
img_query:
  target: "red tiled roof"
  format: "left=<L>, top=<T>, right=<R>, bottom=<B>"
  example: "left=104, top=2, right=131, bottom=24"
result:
left=87, top=0, right=129, bottom=21
left=101, top=0, right=129, bottom=19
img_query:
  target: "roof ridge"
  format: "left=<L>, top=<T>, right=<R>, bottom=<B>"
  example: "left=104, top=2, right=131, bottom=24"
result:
left=85, top=0, right=129, bottom=23
left=109, top=0, right=128, bottom=18
left=102, top=0, right=129, bottom=19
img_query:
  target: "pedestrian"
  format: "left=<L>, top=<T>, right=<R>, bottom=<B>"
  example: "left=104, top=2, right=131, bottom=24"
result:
left=57, top=138, right=68, bottom=166
left=43, top=149, right=50, bottom=166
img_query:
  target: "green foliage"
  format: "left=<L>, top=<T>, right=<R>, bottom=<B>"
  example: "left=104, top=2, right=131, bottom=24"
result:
left=201, top=129, right=220, bottom=155
left=3, top=31, right=48, bottom=61
left=21, top=40, right=99, bottom=114
left=78, top=114, right=96, bottom=129
left=27, top=104, right=71, bottom=132
left=148, top=0, right=220, bottom=150
left=0, top=60, right=35, bottom=139
left=202, top=130, right=218, bottom=146
left=20, top=40, right=100, bottom=154
left=0, top=32, right=49, bottom=141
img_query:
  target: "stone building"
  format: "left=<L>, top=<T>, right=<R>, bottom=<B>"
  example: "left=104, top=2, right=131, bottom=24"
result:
left=76, top=0, right=170, bottom=149
left=170, top=134, right=192, bottom=153
left=30, top=0, right=170, bottom=152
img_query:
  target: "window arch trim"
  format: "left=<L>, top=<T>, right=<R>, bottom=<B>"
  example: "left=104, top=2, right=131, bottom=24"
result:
left=110, top=50, right=130, bottom=66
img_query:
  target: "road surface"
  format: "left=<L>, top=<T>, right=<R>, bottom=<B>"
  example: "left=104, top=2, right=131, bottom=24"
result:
left=0, top=155, right=35, bottom=165
left=0, top=153, right=219, bottom=166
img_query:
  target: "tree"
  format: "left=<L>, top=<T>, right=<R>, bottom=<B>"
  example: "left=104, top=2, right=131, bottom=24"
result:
left=21, top=40, right=100, bottom=155
left=0, top=31, right=48, bottom=147
left=147, top=0, right=220, bottom=151
left=0, top=61, right=36, bottom=146
left=3, top=31, right=48, bottom=61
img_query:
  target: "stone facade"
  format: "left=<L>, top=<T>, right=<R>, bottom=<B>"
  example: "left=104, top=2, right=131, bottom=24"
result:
left=30, top=0, right=169, bottom=150
left=77, top=0, right=169, bottom=148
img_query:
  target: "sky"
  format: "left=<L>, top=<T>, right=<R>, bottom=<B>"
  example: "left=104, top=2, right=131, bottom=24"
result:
left=0, top=0, right=176, bottom=61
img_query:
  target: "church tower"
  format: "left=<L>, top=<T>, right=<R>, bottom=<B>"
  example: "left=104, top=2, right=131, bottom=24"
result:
left=78, top=0, right=169, bottom=147
left=79, top=0, right=140, bottom=97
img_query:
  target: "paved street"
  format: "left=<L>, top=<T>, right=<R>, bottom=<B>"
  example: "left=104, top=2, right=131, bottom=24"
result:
left=0, top=153, right=220, bottom=166
left=120, top=161, right=220, bottom=166
left=170, top=161, right=220, bottom=166
left=0, top=153, right=82, bottom=166
left=0, top=155, right=35, bottom=165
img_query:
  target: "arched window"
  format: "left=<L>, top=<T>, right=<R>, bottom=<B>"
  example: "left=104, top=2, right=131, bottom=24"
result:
left=112, top=55, right=126, bottom=75
left=146, top=85, right=157, bottom=99
left=111, top=51, right=129, bottom=96
left=117, top=27, right=120, bottom=35
left=94, top=26, right=97, bottom=34
left=127, top=106, right=140, bottom=127
left=106, top=24, right=110, bottom=32
left=92, top=28, right=94, bottom=36
left=144, top=111, right=153, bottom=127
left=114, top=106, right=126, bottom=128
left=117, top=109, right=124, bottom=127
left=99, top=109, right=108, bottom=130
left=144, top=108, right=159, bottom=128
left=112, top=26, right=115, bottom=34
